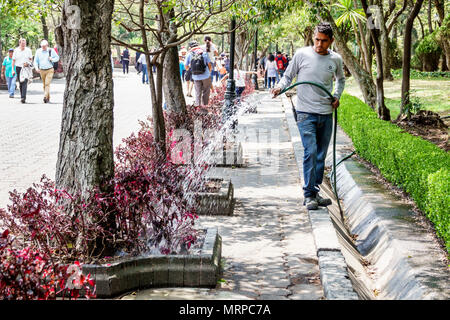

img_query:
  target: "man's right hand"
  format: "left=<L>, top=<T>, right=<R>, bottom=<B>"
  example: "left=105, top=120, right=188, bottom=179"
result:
left=270, top=87, right=281, bottom=98
left=12, top=71, right=15, bottom=76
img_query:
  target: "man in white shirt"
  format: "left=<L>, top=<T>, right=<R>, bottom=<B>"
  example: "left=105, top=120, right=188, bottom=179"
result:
left=34, top=39, right=60, bottom=103
left=12, top=38, right=33, bottom=103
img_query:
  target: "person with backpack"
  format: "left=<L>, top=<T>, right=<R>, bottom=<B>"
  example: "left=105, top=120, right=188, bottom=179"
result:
left=275, top=51, right=288, bottom=82
left=33, top=39, right=60, bottom=103
left=184, top=40, right=212, bottom=107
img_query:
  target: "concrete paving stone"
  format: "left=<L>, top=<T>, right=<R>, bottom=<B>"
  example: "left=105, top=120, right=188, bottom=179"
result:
left=1, top=86, right=325, bottom=300
left=289, top=284, right=324, bottom=300
left=259, top=288, right=291, bottom=296
left=258, top=294, right=290, bottom=300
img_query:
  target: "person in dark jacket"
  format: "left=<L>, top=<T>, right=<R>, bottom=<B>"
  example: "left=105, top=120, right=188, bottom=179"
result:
left=121, top=48, right=130, bottom=74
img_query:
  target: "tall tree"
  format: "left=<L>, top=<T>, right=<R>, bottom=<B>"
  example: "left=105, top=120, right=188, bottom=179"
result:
left=112, top=0, right=243, bottom=156
left=399, top=0, right=425, bottom=119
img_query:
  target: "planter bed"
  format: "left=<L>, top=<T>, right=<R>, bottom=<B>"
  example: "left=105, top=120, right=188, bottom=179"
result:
left=209, top=141, right=244, bottom=167
left=189, top=178, right=235, bottom=216
left=79, top=227, right=222, bottom=298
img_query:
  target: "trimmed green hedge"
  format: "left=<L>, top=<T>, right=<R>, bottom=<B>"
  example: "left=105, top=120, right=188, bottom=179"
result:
left=339, top=94, right=450, bottom=252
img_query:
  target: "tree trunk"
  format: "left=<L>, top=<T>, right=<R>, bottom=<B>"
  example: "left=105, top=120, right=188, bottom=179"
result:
left=428, top=0, right=433, bottom=33
left=366, top=30, right=373, bottom=72
left=56, top=0, right=116, bottom=256
left=433, top=0, right=444, bottom=24
left=304, top=26, right=314, bottom=47
left=162, top=9, right=187, bottom=116
left=41, top=14, right=49, bottom=41
left=378, top=0, right=394, bottom=80
left=400, top=0, right=425, bottom=119
left=356, top=17, right=371, bottom=73
left=56, top=0, right=115, bottom=197
left=417, top=15, right=425, bottom=39
left=361, top=0, right=391, bottom=120
left=433, top=0, right=450, bottom=70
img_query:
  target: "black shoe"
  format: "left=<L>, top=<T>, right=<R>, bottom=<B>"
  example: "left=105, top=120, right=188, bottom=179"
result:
left=304, top=197, right=318, bottom=210
left=43, top=97, right=48, bottom=103
left=316, top=194, right=332, bottom=207
left=21, top=98, right=25, bottom=103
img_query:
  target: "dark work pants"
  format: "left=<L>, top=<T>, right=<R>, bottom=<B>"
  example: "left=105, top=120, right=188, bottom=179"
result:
left=296, top=111, right=333, bottom=198
left=15, top=67, right=28, bottom=100
left=122, top=60, right=129, bottom=73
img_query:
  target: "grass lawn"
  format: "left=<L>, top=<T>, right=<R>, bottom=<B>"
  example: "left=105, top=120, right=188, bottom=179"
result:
left=344, top=77, right=450, bottom=119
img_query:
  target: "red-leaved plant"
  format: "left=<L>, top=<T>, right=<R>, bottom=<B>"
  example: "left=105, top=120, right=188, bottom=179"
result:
left=0, top=229, right=95, bottom=300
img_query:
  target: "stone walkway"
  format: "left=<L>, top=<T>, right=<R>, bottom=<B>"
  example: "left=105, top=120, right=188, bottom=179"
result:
left=121, top=94, right=324, bottom=300
left=0, top=70, right=152, bottom=208
left=0, top=72, right=324, bottom=300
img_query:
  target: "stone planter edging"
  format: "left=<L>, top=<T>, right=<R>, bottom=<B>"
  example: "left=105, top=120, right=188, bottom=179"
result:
left=81, top=227, right=222, bottom=298
left=188, top=178, right=235, bottom=216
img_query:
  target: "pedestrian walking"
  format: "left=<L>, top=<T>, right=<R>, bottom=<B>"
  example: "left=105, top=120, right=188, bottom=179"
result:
left=202, top=36, right=218, bottom=85
left=11, top=38, right=33, bottom=103
left=220, top=63, right=257, bottom=102
left=184, top=40, right=212, bottom=107
left=275, top=51, right=288, bottom=82
left=135, top=51, right=142, bottom=74
left=265, top=54, right=278, bottom=89
left=121, top=48, right=130, bottom=74
left=179, top=55, right=186, bottom=83
left=184, top=61, right=193, bottom=97
left=259, top=54, right=268, bottom=88
left=1, top=48, right=17, bottom=98
left=137, top=53, right=149, bottom=84
left=271, top=22, right=346, bottom=210
left=224, top=54, right=230, bottom=74
left=34, top=39, right=60, bottom=103
left=218, top=62, right=228, bottom=80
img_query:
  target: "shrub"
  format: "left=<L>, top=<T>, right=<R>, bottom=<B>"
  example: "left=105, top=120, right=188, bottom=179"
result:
left=338, top=94, right=450, bottom=252
left=0, top=230, right=95, bottom=300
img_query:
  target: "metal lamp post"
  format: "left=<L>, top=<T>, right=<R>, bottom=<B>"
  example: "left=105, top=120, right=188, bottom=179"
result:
left=224, top=18, right=236, bottom=128
left=252, top=29, right=259, bottom=90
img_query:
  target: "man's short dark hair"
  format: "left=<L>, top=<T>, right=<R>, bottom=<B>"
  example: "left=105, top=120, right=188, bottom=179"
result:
left=315, top=22, right=333, bottom=40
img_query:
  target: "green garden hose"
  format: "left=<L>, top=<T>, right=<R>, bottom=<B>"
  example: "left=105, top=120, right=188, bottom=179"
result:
left=277, top=81, right=343, bottom=217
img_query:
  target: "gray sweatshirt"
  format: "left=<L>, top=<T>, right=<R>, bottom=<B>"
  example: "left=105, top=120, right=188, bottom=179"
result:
left=277, top=46, right=345, bottom=115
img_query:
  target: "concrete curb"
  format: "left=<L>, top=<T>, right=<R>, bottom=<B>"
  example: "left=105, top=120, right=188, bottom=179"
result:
left=281, top=96, right=358, bottom=300
left=327, top=129, right=450, bottom=299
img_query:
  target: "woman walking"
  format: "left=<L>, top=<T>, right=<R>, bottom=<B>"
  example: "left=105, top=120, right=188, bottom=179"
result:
left=265, top=54, right=278, bottom=89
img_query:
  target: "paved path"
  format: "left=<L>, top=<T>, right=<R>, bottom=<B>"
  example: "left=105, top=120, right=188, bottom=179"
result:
left=121, top=94, right=324, bottom=300
left=0, top=70, right=151, bottom=208
left=0, top=73, right=324, bottom=300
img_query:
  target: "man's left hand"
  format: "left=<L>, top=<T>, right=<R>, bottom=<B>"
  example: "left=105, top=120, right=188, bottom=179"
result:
left=332, top=97, right=340, bottom=109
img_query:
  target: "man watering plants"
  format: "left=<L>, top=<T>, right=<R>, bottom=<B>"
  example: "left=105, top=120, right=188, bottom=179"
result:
left=271, top=22, right=346, bottom=210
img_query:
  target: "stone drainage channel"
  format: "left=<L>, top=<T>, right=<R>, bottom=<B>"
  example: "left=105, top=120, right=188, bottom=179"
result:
left=282, top=94, right=450, bottom=300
